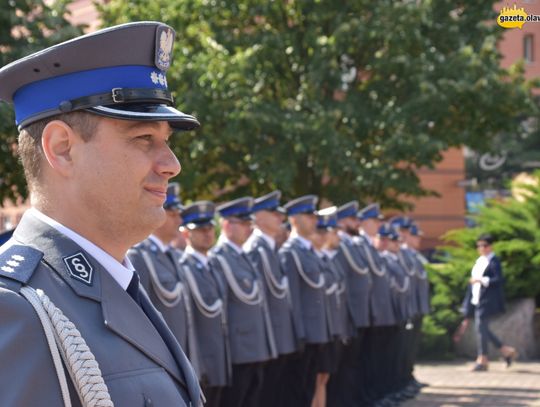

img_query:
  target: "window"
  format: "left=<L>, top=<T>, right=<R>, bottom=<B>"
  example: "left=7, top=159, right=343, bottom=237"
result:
left=524, top=34, right=534, bottom=63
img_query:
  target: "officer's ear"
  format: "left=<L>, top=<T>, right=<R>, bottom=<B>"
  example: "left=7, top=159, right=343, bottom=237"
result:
left=41, top=120, right=78, bottom=176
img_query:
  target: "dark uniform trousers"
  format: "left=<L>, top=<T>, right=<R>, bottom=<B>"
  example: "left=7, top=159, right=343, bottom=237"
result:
left=279, top=237, right=330, bottom=407
left=209, top=242, right=274, bottom=407
left=0, top=212, right=201, bottom=407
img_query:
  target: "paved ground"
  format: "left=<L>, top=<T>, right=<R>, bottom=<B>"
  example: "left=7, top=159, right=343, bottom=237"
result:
left=402, top=360, right=540, bottom=406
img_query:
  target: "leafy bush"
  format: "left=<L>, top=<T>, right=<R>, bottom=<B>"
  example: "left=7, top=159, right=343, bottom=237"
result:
left=420, top=171, right=540, bottom=359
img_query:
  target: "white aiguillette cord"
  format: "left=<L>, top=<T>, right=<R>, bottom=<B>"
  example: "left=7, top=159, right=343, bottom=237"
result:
left=20, top=286, right=114, bottom=407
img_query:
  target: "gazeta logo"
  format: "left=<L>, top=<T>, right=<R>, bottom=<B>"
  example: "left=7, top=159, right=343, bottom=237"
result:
left=497, top=4, right=540, bottom=29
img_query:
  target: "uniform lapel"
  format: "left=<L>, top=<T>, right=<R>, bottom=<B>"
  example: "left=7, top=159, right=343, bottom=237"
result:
left=15, top=212, right=187, bottom=388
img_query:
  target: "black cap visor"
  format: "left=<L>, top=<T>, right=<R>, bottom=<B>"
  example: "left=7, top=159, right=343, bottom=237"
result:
left=87, top=103, right=200, bottom=130
left=186, top=219, right=216, bottom=230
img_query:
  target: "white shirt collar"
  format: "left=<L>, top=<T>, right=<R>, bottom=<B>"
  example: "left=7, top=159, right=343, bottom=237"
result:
left=323, top=249, right=338, bottom=259
left=482, top=252, right=495, bottom=262
left=291, top=233, right=313, bottom=250
left=185, top=245, right=209, bottom=267
left=253, top=228, right=276, bottom=251
left=29, top=207, right=134, bottom=290
left=148, top=234, right=168, bottom=253
left=219, top=234, right=245, bottom=255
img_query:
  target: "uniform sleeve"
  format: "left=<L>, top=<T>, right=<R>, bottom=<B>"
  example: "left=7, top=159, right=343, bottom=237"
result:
left=279, top=250, right=305, bottom=342
left=0, top=287, right=66, bottom=406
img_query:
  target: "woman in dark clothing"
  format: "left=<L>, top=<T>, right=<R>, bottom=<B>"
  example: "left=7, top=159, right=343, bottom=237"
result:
left=461, top=234, right=517, bottom=371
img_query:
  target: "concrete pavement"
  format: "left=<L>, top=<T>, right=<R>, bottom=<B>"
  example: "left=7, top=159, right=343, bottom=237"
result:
left=402, top=360, right=540, bottom=406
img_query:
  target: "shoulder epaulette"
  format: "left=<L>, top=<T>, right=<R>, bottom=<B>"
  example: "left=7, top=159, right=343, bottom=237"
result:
left=0, top=244, right=43, bottom=285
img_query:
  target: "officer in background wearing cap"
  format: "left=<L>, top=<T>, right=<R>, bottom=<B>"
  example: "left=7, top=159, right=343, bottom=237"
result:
left=0, top=22, right=201, bottom=406
left=355, top=203, right=397, bottom=405
left=209, top=197, right=276, bottom=407
left=377, top=223, right=416, bottom=403
left=179, top=201, right=231, bottom=407
left=311, top=206, right=348, bottom=407
left=328, top=200, right=372, bottom=406
left=244, top=191, right=298, bottom=407
left=399, top=221, right=430, bottom=391
left=279, top=195, right=330, bottom=407
left=128, top=182, right=201, bottom=376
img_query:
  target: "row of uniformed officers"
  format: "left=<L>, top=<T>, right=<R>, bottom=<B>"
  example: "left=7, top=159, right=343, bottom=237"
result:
left=129, top=184, right=430, bottom=407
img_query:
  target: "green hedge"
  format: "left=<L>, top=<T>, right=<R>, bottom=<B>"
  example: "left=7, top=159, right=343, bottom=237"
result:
left=420, top=171, right=540, bottom=359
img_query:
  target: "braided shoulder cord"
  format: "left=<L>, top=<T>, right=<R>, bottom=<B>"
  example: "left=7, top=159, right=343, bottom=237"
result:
left=359, top=244, right=386, bottom=277
left=215, top=255, right=262, bottom=305
left=398, top=251, right=417, bottom=277
left=289, top=249, right=325, bottom=289
left=20, top=286, right=113, bottom=407
left=140, top=250, right=183, bottom=307
left=182, top=265, right=223, bottom=318
left=257, top=247, right=289, bottom=300
left=339, top=242, right=369, bottom=275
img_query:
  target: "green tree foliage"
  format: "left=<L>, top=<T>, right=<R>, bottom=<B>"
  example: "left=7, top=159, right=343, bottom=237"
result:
left=99, top=0, right=535, bottom=204
left=0, top=0, right=81, bottom=202
left=421, top=171, right=540, bottom=358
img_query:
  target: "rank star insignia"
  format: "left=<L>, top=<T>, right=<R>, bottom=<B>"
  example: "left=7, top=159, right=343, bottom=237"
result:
left=150, top=71, right=159, bottom=84
left=6, top=260, right=20, bottom=267
left=158, top=73, right=165, bottom=86
left=11, top=255, right=24, bottom=261
left=1, top=266, right=14, bottom=273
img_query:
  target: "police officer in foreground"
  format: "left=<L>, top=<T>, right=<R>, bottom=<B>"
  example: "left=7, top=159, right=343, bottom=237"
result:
left=0, top=22, right=202, bottom=406
left=180, top=201, right=231, bottom=407
left=279, top=195, right=330, bottom=407
left=244, top=191, right=298, bottom=407
left=210, top=197, right=276, bottom=407
left=128, top=182, right=200, bottom=376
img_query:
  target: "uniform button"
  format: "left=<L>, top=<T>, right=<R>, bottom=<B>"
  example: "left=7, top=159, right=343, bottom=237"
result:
left=144, top=395, right=153, bottom=407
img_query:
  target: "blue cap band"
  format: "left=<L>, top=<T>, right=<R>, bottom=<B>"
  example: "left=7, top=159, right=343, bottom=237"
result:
left=253, top=198, right=279, bottom=213
left=337, top=206, right=356, bottom=220
left=219, top=206, right=251, bottom=218
left=182, top=212, right=214, bottom=224
left=13, top=65, right=167, bottom=125
left=359, top=207, right=379, bottom=221
left=287, top=203, right=315, bottom=216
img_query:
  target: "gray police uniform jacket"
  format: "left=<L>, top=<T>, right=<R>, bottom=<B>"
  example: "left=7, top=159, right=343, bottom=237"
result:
left=279, top=237, right=330, bottom=345
left=0, top=211, right=201, bottom=407
left=208, top=242, right=275, bottom=364
left=397, top=248, right=421, bottom=317
left=354, top=235, right=396, bottom=326
left=407, top=248, right=431, bottom=315
left=128, top=239, right=200, bottom=376
left=180, top=251, right=231, bottom=387
left=382, top=252, right=413, bottom=323
left=335, top=234, right=371, bottom=329
left=318, top=254, right=349, bottom=340
left=244, top=234, right=298, bottom=356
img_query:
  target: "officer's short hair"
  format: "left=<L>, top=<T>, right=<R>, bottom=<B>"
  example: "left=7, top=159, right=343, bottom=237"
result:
left=18, top=111, right=99, bottom=188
